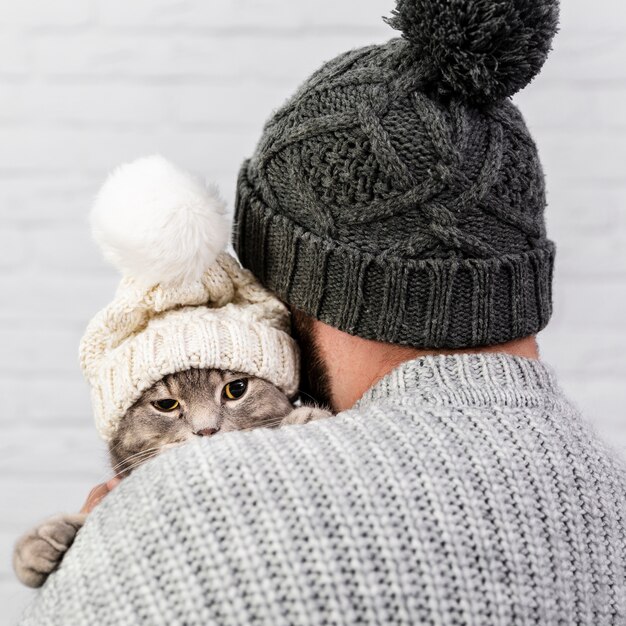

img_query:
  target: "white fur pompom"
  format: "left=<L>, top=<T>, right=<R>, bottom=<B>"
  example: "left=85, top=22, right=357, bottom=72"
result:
left=91, top=155, right=230, bottom=287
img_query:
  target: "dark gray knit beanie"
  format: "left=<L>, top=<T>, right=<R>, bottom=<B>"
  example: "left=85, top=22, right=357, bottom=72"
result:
left=234, top=0, right=560, bottom=349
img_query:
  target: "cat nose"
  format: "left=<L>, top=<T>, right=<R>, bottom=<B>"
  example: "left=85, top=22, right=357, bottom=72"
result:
left=195, top=427, right=219, bottom=437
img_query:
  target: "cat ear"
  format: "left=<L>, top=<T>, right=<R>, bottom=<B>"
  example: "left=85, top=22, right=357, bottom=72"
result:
left=91, top=155, right=230, bottom=287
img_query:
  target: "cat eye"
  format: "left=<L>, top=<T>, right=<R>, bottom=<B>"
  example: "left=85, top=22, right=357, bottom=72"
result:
left=151, top=399, right=179, bottom=412
left=223, top=379, right=248, bottom=401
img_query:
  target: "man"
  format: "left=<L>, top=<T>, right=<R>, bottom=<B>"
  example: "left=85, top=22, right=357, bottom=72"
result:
left=19, top=0, right=626, bottom=624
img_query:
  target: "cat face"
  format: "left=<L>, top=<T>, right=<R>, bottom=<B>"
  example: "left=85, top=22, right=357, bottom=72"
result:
left=109, top=368, right=294, bottom=476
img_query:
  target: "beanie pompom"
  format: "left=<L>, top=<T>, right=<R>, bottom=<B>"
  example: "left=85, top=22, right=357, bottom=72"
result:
left=91, top=155, right=229, bottom=287
left=385, top=0, right=559, bottom=104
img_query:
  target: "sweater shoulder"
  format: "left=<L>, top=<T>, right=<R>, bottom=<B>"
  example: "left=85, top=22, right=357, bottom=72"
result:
left=138, top=396, right=626, bottom=517
left=19, top=398, right=626, bottom=626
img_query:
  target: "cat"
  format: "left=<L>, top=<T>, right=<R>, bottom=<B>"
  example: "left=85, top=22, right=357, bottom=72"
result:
left=13, top=368, right=330, bottom=588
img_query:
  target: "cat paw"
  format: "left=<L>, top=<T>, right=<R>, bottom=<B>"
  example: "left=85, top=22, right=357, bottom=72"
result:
left=13, top=513, right=86, bottom=588
left=281, top=406, right=332, bottom=426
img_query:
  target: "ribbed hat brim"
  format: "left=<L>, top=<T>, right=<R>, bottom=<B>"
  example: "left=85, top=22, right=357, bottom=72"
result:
left=235, top=163, right=555, bottom=349
left=90, top=305, right=299, bottom=441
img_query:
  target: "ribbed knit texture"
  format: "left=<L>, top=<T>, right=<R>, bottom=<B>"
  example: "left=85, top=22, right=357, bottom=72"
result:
left=234, top=37, right=556, bottom=348
left=80, top=252, right=299, bottom=441
left=19, top=354, right=626, bottom=625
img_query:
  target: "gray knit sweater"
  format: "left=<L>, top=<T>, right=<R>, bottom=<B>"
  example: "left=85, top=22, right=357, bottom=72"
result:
left=19, top=355, right=626, bottom=625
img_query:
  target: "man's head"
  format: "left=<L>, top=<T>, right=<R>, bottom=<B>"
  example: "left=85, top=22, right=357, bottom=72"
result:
left=233, top=0, right=559, bottom=407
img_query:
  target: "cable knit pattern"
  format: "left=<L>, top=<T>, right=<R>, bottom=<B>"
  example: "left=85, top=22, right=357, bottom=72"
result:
left=234, top=34, right=556, bottom=349
left=19, top=355, right=626, bottom=625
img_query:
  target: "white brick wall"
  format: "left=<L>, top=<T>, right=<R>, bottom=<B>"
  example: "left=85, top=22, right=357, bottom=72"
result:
left=0, top=1, right=625, bottom=622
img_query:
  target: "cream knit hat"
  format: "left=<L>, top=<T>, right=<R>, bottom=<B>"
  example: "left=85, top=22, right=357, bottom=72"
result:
left=80, top=156, right=299, bottom=442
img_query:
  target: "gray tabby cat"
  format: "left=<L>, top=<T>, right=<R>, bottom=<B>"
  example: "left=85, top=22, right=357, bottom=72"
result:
left=13, top=368, right=329, bottom=588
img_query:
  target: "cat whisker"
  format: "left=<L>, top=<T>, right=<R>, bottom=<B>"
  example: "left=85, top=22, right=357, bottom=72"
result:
left=111, top=447, right=162, bottom=466
left=239, top=416, right=287, bottom=432
left=257, top=415, right=288, bottom=425
left=113, top=452, right=162, bottom=476
left=118, top=451, right=161, bottom=474
left=262, top=420, right=289, bottom=429
left=106, top=437, right=131, bottom=457
left=92, top=439, right=141, bottom=482
left=110, top=448, right=162, bottom=474
left=297, top=390, right=318, bottom=405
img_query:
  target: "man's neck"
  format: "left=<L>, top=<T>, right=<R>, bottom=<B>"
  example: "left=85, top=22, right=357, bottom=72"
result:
left=312, top=318, right=539, bottom=412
